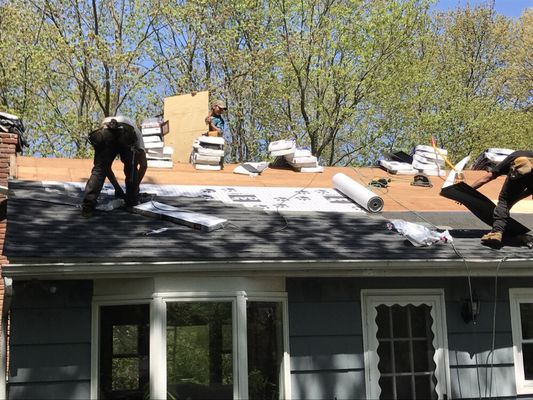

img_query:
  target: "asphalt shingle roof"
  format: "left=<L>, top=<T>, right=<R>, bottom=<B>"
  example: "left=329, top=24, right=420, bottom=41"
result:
left=5, top=180, right=533, bottom=267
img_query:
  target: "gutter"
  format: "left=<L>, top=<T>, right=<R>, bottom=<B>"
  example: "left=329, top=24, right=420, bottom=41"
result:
left=0, top=277, right=12, bottom=399
left=2, top=258, right=533, bottom=278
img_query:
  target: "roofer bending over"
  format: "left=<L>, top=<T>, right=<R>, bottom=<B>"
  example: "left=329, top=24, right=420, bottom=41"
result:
left=81, top=116, right=146, bottom=218
left=471, top=150, right=533, bottom=245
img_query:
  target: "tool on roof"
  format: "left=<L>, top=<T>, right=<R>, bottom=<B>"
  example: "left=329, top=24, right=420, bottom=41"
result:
left=411, top=174, right=432, bottom=188
left=369, top=178, right=390, bottom=188
left=431, top=136, right=460, bottom=173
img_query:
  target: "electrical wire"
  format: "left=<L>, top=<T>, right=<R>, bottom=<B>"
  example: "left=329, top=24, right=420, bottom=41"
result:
left=488, top=256, right=506, bottom=398
left=350, top=165, right=496, bottom=400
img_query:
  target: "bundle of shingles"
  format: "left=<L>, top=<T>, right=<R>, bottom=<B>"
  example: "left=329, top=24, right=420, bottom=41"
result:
left=141, top=117, right=173, bottom=168
left=268, top=139, right=324, bottom=173
left=471, top=148, right=514, bottom=170
left=192, top=136, right=225, bottom=170
left=379, top=145, right=447, bottom=176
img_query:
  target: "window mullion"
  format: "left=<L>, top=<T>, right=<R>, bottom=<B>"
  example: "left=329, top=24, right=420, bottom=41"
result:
left=150, top=296, right=166, bottom=400
left=236, top=292, right=248, bottom=399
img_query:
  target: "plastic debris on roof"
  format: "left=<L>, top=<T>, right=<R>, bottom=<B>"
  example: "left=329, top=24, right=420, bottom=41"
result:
left=388, top=219, right=453, bottom=247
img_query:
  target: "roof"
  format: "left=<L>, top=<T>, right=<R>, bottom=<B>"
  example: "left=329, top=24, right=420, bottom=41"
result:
left=3, top=157, right=533, bottom=277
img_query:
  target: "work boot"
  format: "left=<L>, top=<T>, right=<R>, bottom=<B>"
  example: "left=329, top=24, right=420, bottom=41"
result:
left=81, top=206, right=94, bottom=219
left=481, top=231, right=502, bottom=246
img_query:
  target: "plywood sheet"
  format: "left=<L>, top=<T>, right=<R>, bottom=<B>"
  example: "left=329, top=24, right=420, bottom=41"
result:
left=163, top=91, right=209, bottom=163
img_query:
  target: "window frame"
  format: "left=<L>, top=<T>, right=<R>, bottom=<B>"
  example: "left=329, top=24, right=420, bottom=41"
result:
left=509, top=288, right=533, bottom=395
left=361, top=289, right=451, bottom=400
left=91, top=290, right=291, bottom=400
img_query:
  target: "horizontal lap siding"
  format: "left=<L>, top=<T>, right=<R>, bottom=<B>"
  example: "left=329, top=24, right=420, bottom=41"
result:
left=287, top=277, right=533, bottom=400
left=8, top=280, right=92, bottom=400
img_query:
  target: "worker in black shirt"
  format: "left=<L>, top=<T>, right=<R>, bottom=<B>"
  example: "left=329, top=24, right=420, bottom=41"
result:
left=471, top=150, right=533, bottom=245
left=81, top=116, right=144, bottom=218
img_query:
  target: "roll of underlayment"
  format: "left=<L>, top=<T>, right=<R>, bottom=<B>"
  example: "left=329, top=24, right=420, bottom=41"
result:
left=332, top=173, right=384, bottom=213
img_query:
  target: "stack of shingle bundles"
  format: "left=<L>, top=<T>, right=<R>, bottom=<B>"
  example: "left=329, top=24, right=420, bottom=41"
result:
left=192, top=136, right=225, bottom=170
left=411, top=145, right=446, bottom=177
left=472, top=148, right=514, bottom=170
left=268, top=139, right=296, bottom=157
left=141, top=117, right=173, bottom=168
left=284, top=147, right=324, bottom=173
left=268, top=139, right=323, bottom=173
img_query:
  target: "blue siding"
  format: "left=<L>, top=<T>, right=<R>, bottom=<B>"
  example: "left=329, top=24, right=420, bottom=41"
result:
left=287, top=277, right=533, bottom=400
left=8, top=280, right=92, bottom=400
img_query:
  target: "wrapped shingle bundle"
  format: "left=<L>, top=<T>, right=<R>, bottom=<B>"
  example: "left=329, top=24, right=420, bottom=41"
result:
left=142, top=117, right=172, bottom=168
left=410, top=145, right=446, bottom=177
left=192, top=136, right=225, bottom=170
left=472, top=148, right=514, bottom=170
left=268, top=140, right=323, bottom=173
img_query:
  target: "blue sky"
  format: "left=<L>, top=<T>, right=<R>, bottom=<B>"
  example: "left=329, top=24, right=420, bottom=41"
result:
left=434, top=0, right=532, bottom=17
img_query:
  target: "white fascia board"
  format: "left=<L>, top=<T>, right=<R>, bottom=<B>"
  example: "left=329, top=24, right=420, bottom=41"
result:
left=2, top=258, right=533, bottom=278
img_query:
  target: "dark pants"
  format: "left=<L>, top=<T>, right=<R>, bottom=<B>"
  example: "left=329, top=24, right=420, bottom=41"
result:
left=82, top=130, right=138, bottom=210
left=493, top=176, right=533, bottom=234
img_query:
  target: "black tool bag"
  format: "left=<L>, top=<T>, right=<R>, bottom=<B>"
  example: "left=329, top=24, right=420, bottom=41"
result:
left=89, top=120, right=137, bottom=149
left=0, top=112, right=27, bottom=153
left=88, top=127, right=106, bottom=148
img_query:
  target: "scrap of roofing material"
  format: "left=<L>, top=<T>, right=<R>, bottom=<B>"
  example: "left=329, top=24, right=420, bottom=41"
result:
left=379, top=160, right=417, bottom=175
left=140, top=184, right=365, bottom=213
left=0, top=185, right=7, bottom=195
left=233, top=162, right=269, bottom=176
left=133, top=201, right=227, bottom=232
left=440, top=181, right=530, bottom=236
left=332, top=173, right=384, bottom=213
left=96, top=198, right=124, bottom=211
left=388, top=219, right=452, bottom=247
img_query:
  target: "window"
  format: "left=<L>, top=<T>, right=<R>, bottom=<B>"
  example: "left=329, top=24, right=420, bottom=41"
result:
left=99, top=304, right=149, bottom=400
left=362, top=289, right=450, bottom=400
left=166, top=302, right=234, bottom=399
left=247, top=301, right=285, bottom=400
left=509, top=289, right=533, bottom=394
left=93, top=292, right=290, bottom=400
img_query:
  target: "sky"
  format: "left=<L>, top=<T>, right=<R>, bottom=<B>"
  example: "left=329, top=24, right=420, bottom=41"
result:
left=434, top=0, right=532, bottom=17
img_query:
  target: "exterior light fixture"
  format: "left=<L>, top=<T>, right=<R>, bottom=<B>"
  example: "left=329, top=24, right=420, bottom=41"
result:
left=461, top=292, right=481, bottom=324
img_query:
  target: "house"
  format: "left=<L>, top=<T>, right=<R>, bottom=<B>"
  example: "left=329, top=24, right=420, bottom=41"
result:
left=1, top=132, right=533, bottom=399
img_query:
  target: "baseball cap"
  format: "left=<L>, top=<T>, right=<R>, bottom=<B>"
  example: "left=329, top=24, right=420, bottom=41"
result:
left=510, top=156, right=533, bottom=178
left=212, top=100, right=227, bottom=110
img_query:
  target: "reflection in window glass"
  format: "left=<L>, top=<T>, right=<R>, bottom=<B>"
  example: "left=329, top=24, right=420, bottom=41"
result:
left=247, top=302, right=284, bottom=400
left=167, top=302, right=233, bottom=400
left=520, top=304, right=533, bottom=340
left=100, top=304, right=149, bottom=400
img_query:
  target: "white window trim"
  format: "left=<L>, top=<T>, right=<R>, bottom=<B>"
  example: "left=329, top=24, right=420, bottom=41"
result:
left=90, top=297, right=152, bottom=400
left=509, top=288, right=533, bottom=395
left=91, top=291, right=291, bottom=400
left=361, top=289, right=451, bottom=400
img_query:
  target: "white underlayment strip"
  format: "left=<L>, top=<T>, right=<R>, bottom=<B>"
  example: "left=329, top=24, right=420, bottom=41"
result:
left=41, top=181, right=365, bottom=213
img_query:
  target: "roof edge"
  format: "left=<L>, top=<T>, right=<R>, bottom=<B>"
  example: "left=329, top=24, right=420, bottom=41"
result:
left=2, top=258, right=532, bottom=278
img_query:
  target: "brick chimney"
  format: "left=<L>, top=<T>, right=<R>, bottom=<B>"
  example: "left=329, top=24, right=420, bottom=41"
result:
left=0, top=132, right=18, bottom=265
left=0, top=132, right=18, bottom=362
